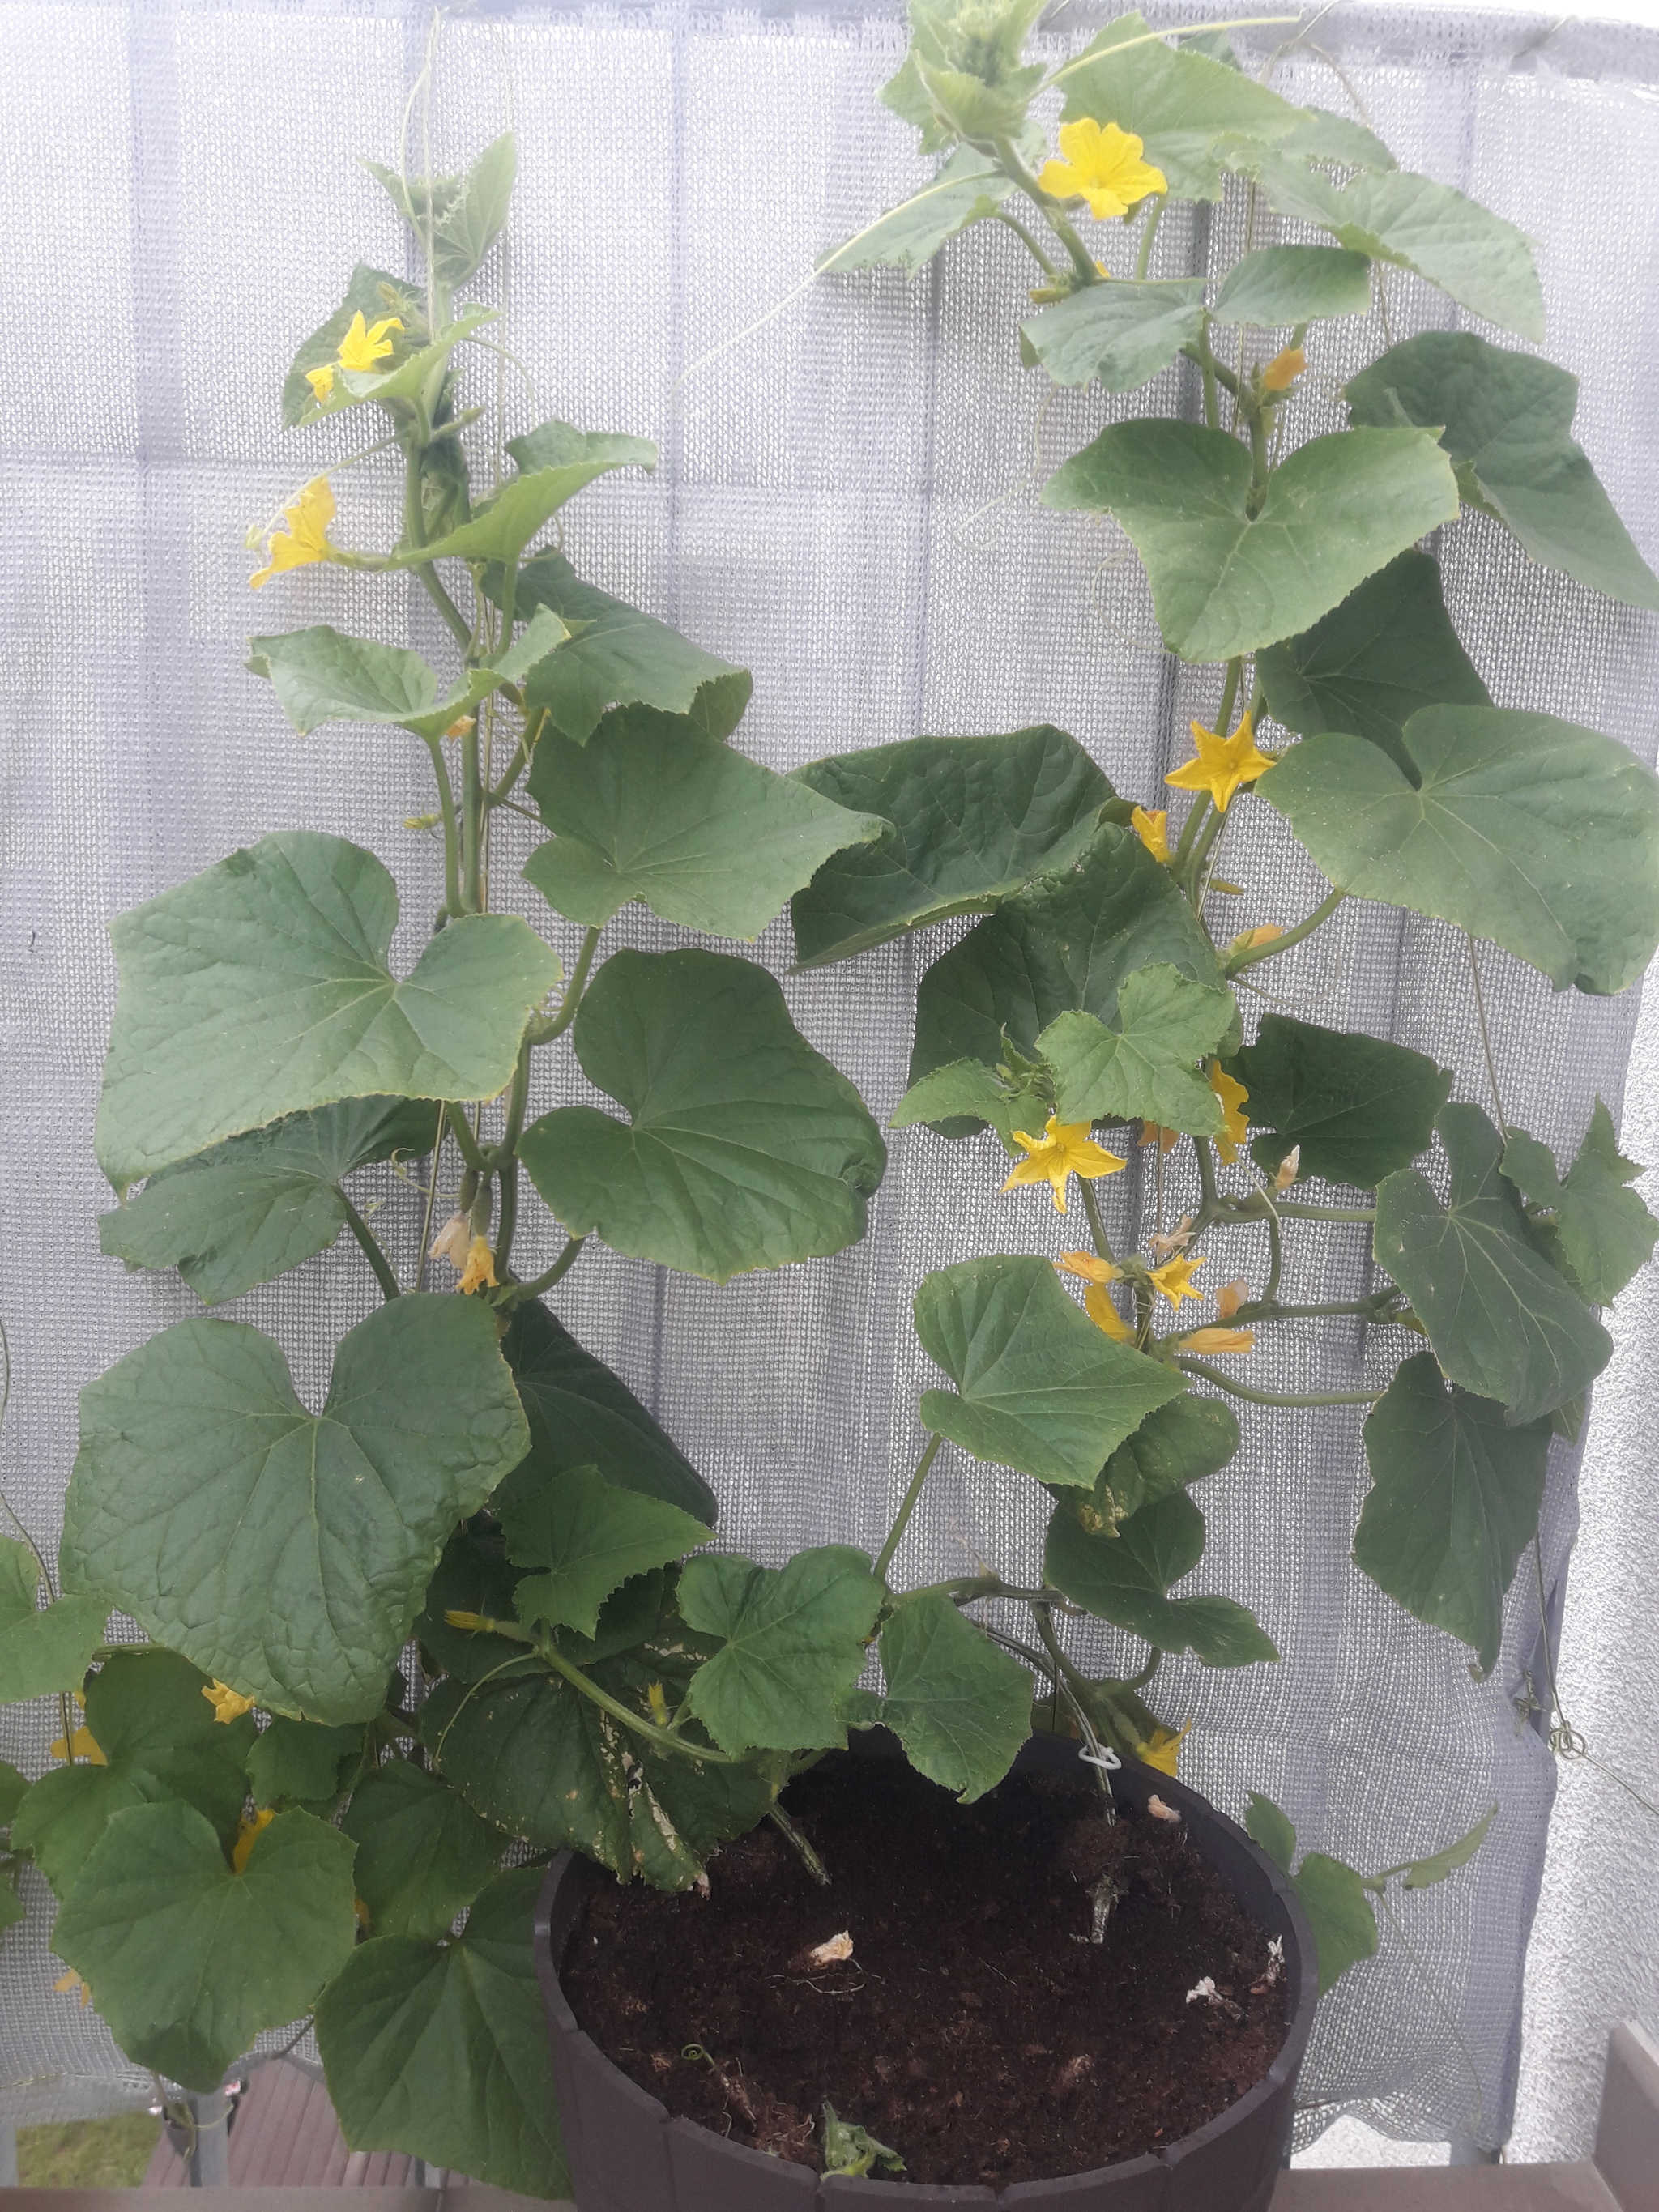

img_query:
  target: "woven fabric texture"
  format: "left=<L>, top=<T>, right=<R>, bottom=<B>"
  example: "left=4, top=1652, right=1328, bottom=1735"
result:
left=2, top=0, right=1657, bottom=2157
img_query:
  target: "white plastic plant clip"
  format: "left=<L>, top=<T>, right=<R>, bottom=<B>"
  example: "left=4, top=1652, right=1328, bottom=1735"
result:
left=1077, top=1745, right=1121, bottom=1771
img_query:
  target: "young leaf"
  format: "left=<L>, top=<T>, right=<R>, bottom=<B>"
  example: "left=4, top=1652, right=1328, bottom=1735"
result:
left=315, top=1868, right=567, bottom=2201
left=913, top=1255, right=1183, bottom=1488
left=403, top=438, right=651, bottom=568
left=524, top=711, right=885, bottom=940
left=1400, top=1805, right=1498, bottom=1890
left=1244, top=1790, right=1296, bottom=1873
left=1044, top=1490, right=1278, bottom=1666
left=1258, top=706, right=1659, bottom=996
left=679, top=1546, right=885, bottom=1753
left=1374, top=1106, right=1611, bottom=1424
left=362, top=133, right=519, bottom=288
left=1347, top=331, right=1659, bottom=612
left=820, top=147, right=1013, bottom=274
left=1095, top=1392, right=1240, bottom=1520
left=62, top=1296, right=531, bottom=1724
left=96, top=831, right=561, bottom=1192
left=1020, top=279, right=1207, bottom=394
left=502, top=551, right=749, bottom=744
left=1256, top=550, right=1491, bottom=773
left=889, top=1058, right=1044, bottom=1149
left=503, top=1465, right=710, bottom=1640
left=280, top=262, right=425, bottom=427
left=51, top=1801, right=357, bottom=2092
left=1292, top=1852, right=1378, bottom=1995
left=1210, top=245, right=1371, bottom=327
left=248, top=612, right=569, bottom=742
left=295, top=305, right=497, bottom=426
left=340, top=1759, right=505, bottom=1940
left=1275, top=107, right=1397, bottom=170
left=1043, top=419, right=1460, bottom=663
left=518, top=948, right=886, bottom=1284
left=1038, top=965, right=1235, bottom=1133
left=1500, top=1101, right=1658, bottom=1306
left=875, top=1591, right=1031, bottom=1801
left=246, top=1718, right=367, bottom=1811
left=100, top=1097, right=438, bottom=1306
left=790, top=727, right=1118, bottom=969
left=0, top=1542, right=108, bottom=1704
left=1222, top=1016, right=1452, bottom=1187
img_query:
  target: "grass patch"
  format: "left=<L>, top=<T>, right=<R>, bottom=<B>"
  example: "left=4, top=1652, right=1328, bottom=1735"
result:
left=17, top=2112, right=162, bottom=2187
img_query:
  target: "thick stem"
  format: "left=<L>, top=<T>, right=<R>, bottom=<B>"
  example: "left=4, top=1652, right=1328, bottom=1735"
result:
left=1184, top=802, right=1228, bottom=902
left=1134, top=197, right=1165, bottom=280
left=1171, top=791, right=1211, bottom=873
left=446, top=1104, right=491, bottom=1177
left=461, top=725, right=484, bottom=912
left=491, top=1042, right=535, bottom=1277
left=996, top=139, right=1099, bottom=283
left=1193, top=316, right=1222, bottom=430
left=992, top=208, right=1062, bottom=280
left=1226, top=888, right=1346, bottom=975
left=505, top=1234, right=587, bottom=1307
left=528, top=927, right=602, bottom=1047
left=767, top=1802, right=831, bottom=1887
left=1269, top=1200, right=1375, bottom=1223
left=1079, top=1176, right=1118, bottom=1267
left=539, top=1643, right=752, bottom=1767
left=873, top=1433, right=945, bottom=1586
left=339, top=1191, right=402, bottom=1300
left=1175, top=1356, right=1383, bottom=1407
left=420, top=734, right=463, bottom=919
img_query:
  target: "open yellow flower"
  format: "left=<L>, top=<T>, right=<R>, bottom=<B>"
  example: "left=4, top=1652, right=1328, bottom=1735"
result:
left=1165, top=714, right=1277, bottom=814
left=1210, top=1062, right=1249, bottom=1163
left=1039, top=118, right=1166, bottom=220
left=458, top=1234, right=497, bottom=1295
left=54, top=1971, right=94, bottom=2008
left=49, top=1724, right=105, bottom=1766
left=305, top=363, right=335, bottom=404
left=1148, top=1252, right=1205, bottom=1310
left=203, top=1680, right=256, bottom=1724
left=1182, top=1325, right=1256, bottom=1354
left=1137, top=1719, right=1192, bottom=1775
left=1085, top=1284, right=1136, bottom=1341
left=1058, top=1250, right=1120, bottom=1286
left=335, top=309, right=403, bottom=373
left=1003, top=1116, right=1126, bottom=1213
left=1132, top=806, right=1170, bottom=863
left=249, top=476, right=338, bottom=590
left=1227, top=923, right=1283, bottom=957
left=232, top=1808, right=275, bottom=1874
left=1262, top=343, right=1306, bottom=392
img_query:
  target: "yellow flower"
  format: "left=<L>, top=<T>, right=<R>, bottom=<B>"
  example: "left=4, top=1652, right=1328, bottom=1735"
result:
left=444, top=1609, right=488, bottom=1631
left=249, top=476, right=338, bottom=590
left=1216, top=1278, right=1250, bottom=1319
left=1132, top=806, right=1170, bottom=863
left=304, top=362, right=335, bottom=404
left=1182, top=1326, right=1256, bottom=1354
left=1137, top=1720, right=1192, bottom=1775
left=1057, top=1251, right=1120, bottom=1286
left=1148, top=1252, right=1205, bottom=1311
left=1085, top=1284, right=1136, bottom=1341
left=1227, top=923, right=1283, bottom=956
left=1210, top=1062, right=1250, bottom=1163
left=1003, top=1116, right=1126, bottom=1213
left=335, top=310, right=404, bottom=373
left=232, top=1808, right=275, bottom=1874
left=444, top=715, right=476, bottom=739
left=458, top=1234, right=497, bottom=1296
left=54, top=1971, right=94, bottom=2007
left=203, top=1680, right=255, bottom=1724
left=647, top=1682, right=670, bottom=1725
left=1262, top=343, right=1306, bottom=392
left=1039, top=118, right=1166, bottom=220
left=49, top=1724, right=105, bottom=1766
left=1166, top=714, right=1277, bottom=814
left=1139, top=1120, right=1180, bottom=1156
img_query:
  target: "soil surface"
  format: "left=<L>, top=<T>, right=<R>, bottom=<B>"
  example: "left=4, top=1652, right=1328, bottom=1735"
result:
left=561, top=1754, right=1289, bottom=2189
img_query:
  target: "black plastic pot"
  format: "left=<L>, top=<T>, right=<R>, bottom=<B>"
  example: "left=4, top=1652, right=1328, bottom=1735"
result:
left=535, top=1731, right=1318, bottom=2211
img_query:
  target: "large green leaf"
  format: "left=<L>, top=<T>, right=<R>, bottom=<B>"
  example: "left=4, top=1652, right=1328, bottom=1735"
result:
left=1058, top=14, right=1304, bottom=200
left=913, top=1255, right=1183, bottom=1488
left=1210, top=245, right=1371, bottom=327
left=403, top=428, right=655, bottom=567
left=1222, top=1016, right=1451, bottom=1186
left=1355, top=1353, right=1550, bottom=1668
left=246, top=1718, right=367, bottom=1811
left=1258, top=706, right=1659, bottom=995
left=524, top=711, right=884, bottom=940
left=1501, top=1102, right=1658, bottom=1306
left=1020, top=281, right=1207, bottom=394
left=280, top=262, right=425, bottom=427
left=873, top=1591, right=1031, bottom=1801
left=100, top=1097, right=438, bottom=1306
left=679, top=1546, right=884, bottom=1754
left=1038, top=965, right=1235, bottom=1134
left=518, top=948, right=885, bottom=1283
left=62, top=1296, right=531, bottom=1724
left=791, top=727, right=1118, bottom=969
left=1374, top=1104, right=1610, bottom=1423
left=96, top=832, right=561, bottom=1191
left=821, top=146, right=1013, bottom=274
left=0, top=1543, right=107, bottom=1704
left=1094, top=1391, right=1239, bottom=1521
left=1347, top=332, right=1659, bottom=613
left=911, top=825, right=1222, bottom=1098
left=363, top=134, right=518, bottom=289
left=340, top=1759, right=505, bottom=1940
left=13, top=1649, right=255, bottom=1897
left=1043, top=420, right=1459, bottom=663
left=503, top=552, right=749, bottom=744
left=1256, top=551, right=1491, bottom=774
left=1291, top=1852, right=1378, bottom=1995
left=1242, top=154, right=1544, bottom=342
left=52, top=1801, right=357, bottom=2091
left=502, top=1464, right=709, bottom=1640
left=248, top=612, right=569, bottom=742
left=316, top=1867, right=566, bottom=2201
left=1043, top=1490, right=1277, bottom=1665
left=497, top=1298, right=715, bottom=1523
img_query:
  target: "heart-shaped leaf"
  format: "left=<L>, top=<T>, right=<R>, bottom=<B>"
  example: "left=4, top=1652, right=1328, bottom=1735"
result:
left=1291, top=1851, right=1379, bottom=1995
left=1021, top=280, right=1207, bottom=394
left=821, top=147, right=1013, bottom=274
left=1043, top=419, right=1459, bottom=663
left=1038, top=965, right=1236, bottom=1133
left=503, top=1464, right=709, bottom=1640
left=873, top=1592, right=1031, bottom=1801
left=1500, top=1102, right=1658, bottom=1306
left=1044, top=1489, right=1277, bottom=1665
left=340, top=1759, right=505, bottom=1940
left=518, top=948, right=885, bottom=1283
left=62, top=1296, right=530, bottom=1723
left=680, top=1546, right=884, bottom=1753
left=1222, top=1015, right=1451, bottom=1186
left=96, top=832, right=561, bottom=1191
left=1258, top=705, right=1659, bottom=995
left=0, top=1543, right=108, bottom=1704
left=1210, top=245, right=1371, bottom=326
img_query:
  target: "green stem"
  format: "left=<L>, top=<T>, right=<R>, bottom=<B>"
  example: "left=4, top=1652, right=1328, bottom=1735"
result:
left=767, top=1802, right=831, bottom=1887
left=446, top=1105, right=491, bottom=1176
left=1184, top=803, right=1228, bottom=902
left=992, top=208, right=1062, bottom=280
left=1226, top=888, right=1346, bottom=975
left=528, top=927, right=601, bottom=1047
left=1171, top=791, right=1211, bottom=872
left=873, top=1433, right=945, bottom=1586
left=491, top=1043, right=535, bottom=1277
left=1268, top=1200, right=1375, bottom=1223
left=1193, top=1134, right=1221, bottom=1225
left=1175, top=1357, right=1383, bottom=1407
left=400, top=435, right=472, bottom=653
left=1180, top=339, right=1242, bottom=400
left=339, top=1191, right=402, bottom=1300
left=420, top=734, right=463, bottom=919
left=1079, top=1176, right=1118, bottom=1267
left=502, top=1234, right=587, bottom=1308
left=488, top=706, right=548, bottom=805
left=1194, top=316, right=1222, bottom=429
left=461, top=725, right=484, bottom=912
left=540, top=1643, right=752, bottom=1767
left=1134, top=197, right=1165, bottom=279
left=1031, top=1605, right=1142, bottom=1764
left=1258, top=1193, right=1284, bottom=1302
left=1213, top=656, right=1243, bottom=739
left=996, top=139, right=1098, bottom=283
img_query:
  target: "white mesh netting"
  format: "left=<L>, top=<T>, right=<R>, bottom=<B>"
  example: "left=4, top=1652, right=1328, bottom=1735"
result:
left=2, top=0, right=1658, bottom=2159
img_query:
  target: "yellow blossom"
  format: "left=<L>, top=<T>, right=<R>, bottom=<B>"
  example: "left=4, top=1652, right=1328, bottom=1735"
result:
left=232, top=1808, right=275, bottom=1874
left=429, top=1213, right=471, bottom=1272
left=1038, top=118, right=1166, bottom=220
left=1216, top=1278, right=1250, bottom=1319
left=203, top=1680, right=256, bottom=1724
left=444, top=715, right=476, bottom=740
left=1139, top=1120, right=1180, bottom=1155
left=1085, top=1284, right=1136, bottom=1341
left=249, top=476, right=338, bottom=590
left=1137, top=1719, right=1192, bottom=1775
left=335, top=310, right=403, bottom=373
left=1003, top=1116, right=1126, bottom=1213
left=1182, top=1326, right=1256, bottom=1354
left=1057, top=1251, right=1120, bottom=1286
left=1132, top=806, right=1170, bottom=863
left=444, top=1609, right=488, bottom=1631
left=1166, top=714, right=1277, bottom=815
left=49, top=1724, right=105, bottom=1766
left=1148, top=1252, right=1205, bottom=1311
left=1210, top=1062, right=1250, bottom=1163
left=458, top=1234, right=497, bottom=1295
left=1227, top=923, right=1284, bottom=956
left=1273, top=1145, right=1302, bottom=1191
left=54, top=1970, right=94, bottom=2007
left=1262, top=343, right=1306, bottom=392
left=647, top=1681, right=670, bottom=1725
left=305, top=363, right=335, bottom=404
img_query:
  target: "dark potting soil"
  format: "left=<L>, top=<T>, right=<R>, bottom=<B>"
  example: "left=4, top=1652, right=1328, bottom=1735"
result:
left=561, top=1755, right=1289, bottom=2189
